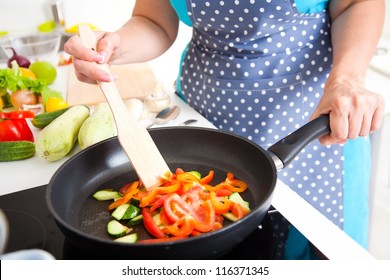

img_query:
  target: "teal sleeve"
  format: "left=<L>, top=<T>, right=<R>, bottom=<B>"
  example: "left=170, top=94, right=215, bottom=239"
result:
left=170, top=0, right=192, bottom=26
left=295, top=0, right=329, bottom=13
left=170, top=0, right=329, bottom=21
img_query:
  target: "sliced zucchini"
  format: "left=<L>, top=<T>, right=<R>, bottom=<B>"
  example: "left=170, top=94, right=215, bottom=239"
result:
left=107, top=220, right=129, bottom=237
left=128, top=214, right=143, bottom=226
left=111, top=204, right=140, bottom=220
left=222, top=212, right=239, bottom=222
left=111, top=204, right=131, bottom=220
left=130, top=197, right=141, bottom=207
left=229, top=192, right=250, bottom=211
left=190, top=170, right=201, bottom=180
left=93, top=189, right=122, bottom=201
left=122, top=205, right=140, bottom=220
left=114, top=233, right=138, bottom=243
left=153, top=212, right=162, bottom=226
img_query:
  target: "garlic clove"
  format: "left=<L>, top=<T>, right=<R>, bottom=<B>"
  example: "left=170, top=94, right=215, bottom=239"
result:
left=145, top=83, right=172, bottom=112
left=123, top=98, right=144, bottom=120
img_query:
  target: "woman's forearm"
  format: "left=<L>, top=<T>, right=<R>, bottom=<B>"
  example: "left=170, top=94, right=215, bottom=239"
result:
left=328, top=0, right=385, bottom=81
left=111, top=0, right=179, bottom=64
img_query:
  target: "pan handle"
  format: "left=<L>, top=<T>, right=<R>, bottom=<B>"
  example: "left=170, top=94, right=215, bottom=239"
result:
left=267, top=114, right=330, bottom=169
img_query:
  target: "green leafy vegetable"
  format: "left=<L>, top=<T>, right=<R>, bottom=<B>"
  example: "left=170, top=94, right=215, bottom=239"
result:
left=0, top=62, right=63, bottom=109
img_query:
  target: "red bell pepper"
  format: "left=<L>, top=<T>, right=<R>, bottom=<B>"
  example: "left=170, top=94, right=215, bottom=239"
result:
left=108, top=181, right=139, bottom=210
left=142, top=208, right=166, bottom=239
left=209, top=191, right=233, bottom=214
left=162, top=216, right=194, bottom=237
left=0, top=110, right=34, bottom=142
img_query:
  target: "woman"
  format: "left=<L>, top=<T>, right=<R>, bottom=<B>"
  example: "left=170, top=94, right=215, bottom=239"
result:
left=65, top=0, right=385, bottom=259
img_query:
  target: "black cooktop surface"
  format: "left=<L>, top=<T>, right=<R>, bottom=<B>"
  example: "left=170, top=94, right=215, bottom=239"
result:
left=0, top=185, right=278, bottom=260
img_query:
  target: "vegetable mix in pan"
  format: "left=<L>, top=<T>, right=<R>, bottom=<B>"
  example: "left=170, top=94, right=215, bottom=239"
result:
left=93, top=168, right=251, bottom=243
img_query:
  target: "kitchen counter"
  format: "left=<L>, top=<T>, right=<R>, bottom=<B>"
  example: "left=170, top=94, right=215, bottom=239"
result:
left=0, top=70, right=215, bottom=196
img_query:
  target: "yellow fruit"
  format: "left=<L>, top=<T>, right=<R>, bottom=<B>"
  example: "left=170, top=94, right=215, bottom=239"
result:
left=0, top=97, right=3, bottom=110
left=29, top=61, right=57, bottom=85
left=19, top=67, right=37, bottom=80
left=45, top=97, right=69, bottom=113
left=65, top=23, right=98, bottom=34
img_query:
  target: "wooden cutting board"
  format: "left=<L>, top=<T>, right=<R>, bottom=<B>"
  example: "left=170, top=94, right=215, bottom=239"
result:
left=66, top=62, right=158, bottom=105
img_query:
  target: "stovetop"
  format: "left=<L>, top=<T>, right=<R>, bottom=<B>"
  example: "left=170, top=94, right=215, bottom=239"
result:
left=0, top=185, right=280, bottom=260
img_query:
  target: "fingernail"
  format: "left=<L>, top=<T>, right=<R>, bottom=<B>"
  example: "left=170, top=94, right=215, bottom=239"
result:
left=101, top=73, right=118, bottom=82
left=96, top=51, right=107, bottom=63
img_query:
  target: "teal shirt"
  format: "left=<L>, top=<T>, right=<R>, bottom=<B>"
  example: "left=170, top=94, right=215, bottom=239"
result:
left=170, top=0, right=329, bottom=26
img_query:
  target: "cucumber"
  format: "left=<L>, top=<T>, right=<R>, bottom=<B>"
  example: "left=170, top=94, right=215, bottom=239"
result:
left=222, top=212, right=239, bottom=222
left=153, top=212, right=162, bottom=226
left=107, top=220, right=129, bottom=237
left=228, top=192, right=250, bottom=211
left=130, top=197, right=141, bottom=207
left=127, top=214, right=143, bottom=226
left=111, top=204, right=140, bottom=220
left=114, top=233, right=138, bottom=243
left=93, top=189, right=122, bottom=201
left=0, top=141, right=35, bottom=162
left=122, top=204, right=140, bottom=220
left=78, top=102, right=116, bottom=150
left=222, top=192, right=250, bottom=222
left=35, top=105, right=90, bottom=161
left=31, top=107, right=70, bottom=128
left=190, top=171, right=201, bottom=180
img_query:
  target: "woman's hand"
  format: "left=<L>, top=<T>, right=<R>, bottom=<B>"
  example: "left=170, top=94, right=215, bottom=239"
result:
left=64, top=31, right=121, bottom=84
left=311, top=74, right=384, bottom=146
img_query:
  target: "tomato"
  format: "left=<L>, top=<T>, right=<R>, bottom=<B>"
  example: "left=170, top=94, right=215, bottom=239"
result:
left=191, top=200, right=216, bottom=233
left=163, top=193, right=194, bottom=223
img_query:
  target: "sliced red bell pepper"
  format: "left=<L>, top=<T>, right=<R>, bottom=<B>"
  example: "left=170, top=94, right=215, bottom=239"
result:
left=140, top=183, right=181, bottom=208
left=209, top=191, right=233, bottom=214
left=162, top=216, right=194, bottom=237
left=225, top=172, right=248, bottom=192
left=200, top=170, right=214, bottom=184
left=108, top=181, right=139, bottom=210
left=142, top=208, right=166, bottom=239
left=230, top=202, right=251, bottom=220
left=138, top=236, right=184, bottom=244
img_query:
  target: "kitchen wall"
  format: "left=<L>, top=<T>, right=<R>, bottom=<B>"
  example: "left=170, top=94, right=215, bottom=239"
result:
left=0, top=0, right=134, bottom=34
left=383, top=1, right=390, bottom=39
left=1, top=0, right=389, bottom=35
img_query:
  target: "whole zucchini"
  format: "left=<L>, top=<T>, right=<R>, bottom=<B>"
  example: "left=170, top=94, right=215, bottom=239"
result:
left=78, top=102, right=116, bottom=150
left=35, top=105, right=90, bottom=161
left=0, top=141, right=35, bottom=162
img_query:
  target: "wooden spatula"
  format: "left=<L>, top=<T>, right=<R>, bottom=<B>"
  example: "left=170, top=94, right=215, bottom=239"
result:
left=78, top=24, right=171, bottom=190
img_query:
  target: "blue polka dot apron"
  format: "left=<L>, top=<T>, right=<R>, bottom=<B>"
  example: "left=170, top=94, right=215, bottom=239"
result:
left=178, top=0, right=344, bottom=258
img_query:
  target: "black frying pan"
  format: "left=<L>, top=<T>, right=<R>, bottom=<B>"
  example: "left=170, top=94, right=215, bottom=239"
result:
left=46, top=115, right=329, bottom=259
